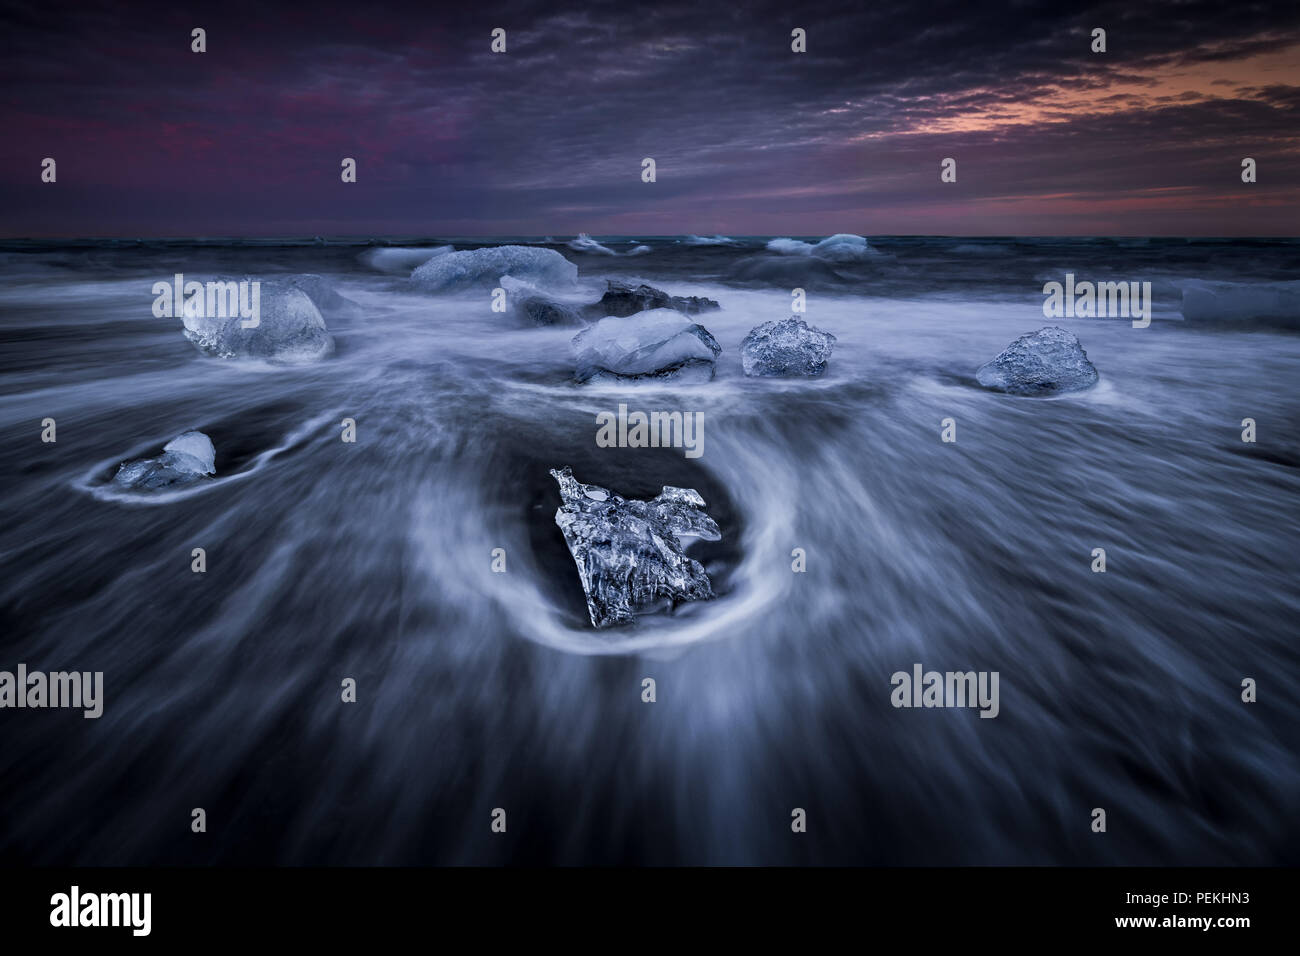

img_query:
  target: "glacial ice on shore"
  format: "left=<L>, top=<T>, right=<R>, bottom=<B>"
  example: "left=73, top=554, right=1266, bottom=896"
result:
left=582, top=280, right=720, bottom=319
left=112, top=430, right=216, bottom=490
left=741, top=316, right=837, bottom=377
left=180, top=279, right=333, bottom=362
left=499, top=275, right=584, bottom=326
left=975, top=327, right=1099, bottom=396
left=572, top=309, right=722, bottom=382
left=550, top=465, right=720, bottom=628
left=411, top=245, right=578, bottom=292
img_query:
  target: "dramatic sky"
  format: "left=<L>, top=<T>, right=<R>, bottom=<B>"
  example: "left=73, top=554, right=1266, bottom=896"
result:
left=1, top=0, right=1298, bottom=236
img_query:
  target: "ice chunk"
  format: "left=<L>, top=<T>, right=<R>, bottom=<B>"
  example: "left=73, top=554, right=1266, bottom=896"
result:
left=518, top=297, right=581, bottom=326
left=976, top=327, right=1099, bottom=396
left=1179, top=279, right=1300, bottom=330
left=162, top=431, right=216, bottom=474
left=573, top=309, right=722, bottom=383
left=180, top=278, right=333, bottom=362
left=359, top=246, right=454, bottom=275
left=410, top=245, right=578, bottom=292
left=581, top=280, right=719, bottom=319
left=550, top=465, right=720, bottom=628
left=765, top=234, right=883, bottom=261
left=568, top=234, right=618, bottom=256
left=682, top=235, right=739, bottom=246
left=810, top=233, right=883, bottom=261
left=741, top=316, right=837, bottom=377
left=499, top=275, right=584, bottom=326
left=113, top=430, right=216, bottom=490
left=765, top=238, right=815, bottom=255
left=283, top=274, right=361, bottom=317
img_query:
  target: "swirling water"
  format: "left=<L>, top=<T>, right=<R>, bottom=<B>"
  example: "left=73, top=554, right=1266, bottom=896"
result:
left=0, top=237, right=1297, bottom=864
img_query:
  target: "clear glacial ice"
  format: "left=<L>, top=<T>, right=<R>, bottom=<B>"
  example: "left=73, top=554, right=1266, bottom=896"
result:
left=571, top=309, right=722, bottom=382
left=180, top=278, right=333, bottom=362
left=112, top=430, right=216, bottom=490
left=411, top=245, right=579, bottom=292
left=550, top=465, right=720, bottom=628
left=975, top=326, right=1100, bottom=396
left=740, top=316, right=837, bottom=377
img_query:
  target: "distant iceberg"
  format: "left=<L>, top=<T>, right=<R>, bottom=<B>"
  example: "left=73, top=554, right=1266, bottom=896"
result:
left=765, top=234, right=883, bottom=261
left=682, top=235, right=739, bottom=246
left=411, top=245, right=578, bottom=292
left=1179, top=279, right=1300, bottom=330
left=766, top=238, right=815, bottom=256
left=359, top=246, right=454, bottom=275
left=626, top=244, right=652, bottom=256
left=568, top=234, right=619, bottom=256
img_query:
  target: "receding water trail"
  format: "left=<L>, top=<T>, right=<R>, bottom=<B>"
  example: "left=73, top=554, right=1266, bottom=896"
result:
left=1, top=238, right=1297, bottom=865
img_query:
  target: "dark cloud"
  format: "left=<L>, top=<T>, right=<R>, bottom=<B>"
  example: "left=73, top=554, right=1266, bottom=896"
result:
left=0, top=0, right=1296, bottom=235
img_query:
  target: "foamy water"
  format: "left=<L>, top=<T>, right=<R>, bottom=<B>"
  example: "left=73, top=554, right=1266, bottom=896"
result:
left=1, top=238, right=1297, bottom=865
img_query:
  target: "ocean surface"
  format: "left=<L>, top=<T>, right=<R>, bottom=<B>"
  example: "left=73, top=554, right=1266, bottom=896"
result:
left=0, top=235, right=1297, bottom=865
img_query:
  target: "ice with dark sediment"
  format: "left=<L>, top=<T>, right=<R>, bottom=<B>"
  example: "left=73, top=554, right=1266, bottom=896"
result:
left=517, top=296, right=582, bottom=326
left=582, top=280, right=720, bottom=319
left=975, top=326, right=1099, bottom=396
left=550, top=466, right=720, bottom=629
left=499, top=275, right=585, bottom=326
left=112, top=431, right=216, bottom=490
left=572, top=309, right=722, bottom=383
left=180, top=278, right=333, bottom=362
left=410, top=245, right=578, bottom=292
left=740, top=316, right=837, bottom=377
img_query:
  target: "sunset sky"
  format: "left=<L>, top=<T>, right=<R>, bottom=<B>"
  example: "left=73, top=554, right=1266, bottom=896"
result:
left=1, top=0, right=1297, bottom=236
